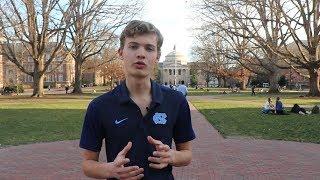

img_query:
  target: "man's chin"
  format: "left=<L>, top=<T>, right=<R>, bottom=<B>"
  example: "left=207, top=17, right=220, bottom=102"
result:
left=131, top=72, right=149, bottom=79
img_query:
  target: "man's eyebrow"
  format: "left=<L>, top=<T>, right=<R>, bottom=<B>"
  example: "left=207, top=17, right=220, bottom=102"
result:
left=128, top=42, right=139, bottom=45
left=145, top=44, right=156, bottom=48
left=128, top=42, right=156, bottom=48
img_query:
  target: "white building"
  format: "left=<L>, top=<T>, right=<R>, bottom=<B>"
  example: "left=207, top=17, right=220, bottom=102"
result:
left=158, top=47, right=190, bottom=85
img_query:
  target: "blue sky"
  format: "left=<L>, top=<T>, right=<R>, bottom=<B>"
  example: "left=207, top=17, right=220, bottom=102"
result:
left=140, top=0, right=194, bottom=62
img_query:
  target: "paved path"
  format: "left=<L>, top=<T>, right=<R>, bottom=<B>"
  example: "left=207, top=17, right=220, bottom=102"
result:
left=1, top=103, right=320, bottom=179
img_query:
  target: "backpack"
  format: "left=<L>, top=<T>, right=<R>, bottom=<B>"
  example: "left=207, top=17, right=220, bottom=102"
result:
left=311, top=105, right=320, bottom=114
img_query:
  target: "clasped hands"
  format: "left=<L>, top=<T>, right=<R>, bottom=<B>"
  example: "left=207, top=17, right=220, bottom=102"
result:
left=109, top=136, right=173, bottom=180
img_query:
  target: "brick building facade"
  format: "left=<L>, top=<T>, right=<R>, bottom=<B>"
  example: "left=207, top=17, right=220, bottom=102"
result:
left=0, top=44, right=75, bottom=89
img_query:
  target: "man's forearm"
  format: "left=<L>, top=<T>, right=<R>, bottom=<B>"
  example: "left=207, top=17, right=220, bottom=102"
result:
left=170, top=150, right=192, bottom=167
left=82, top=160, right=113, bottom=179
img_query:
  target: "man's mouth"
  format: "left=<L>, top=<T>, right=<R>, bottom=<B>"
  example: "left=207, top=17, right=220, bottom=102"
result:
left=134, top=61, right=146, bottom=65
left=134, top=61, right=147, bottom=69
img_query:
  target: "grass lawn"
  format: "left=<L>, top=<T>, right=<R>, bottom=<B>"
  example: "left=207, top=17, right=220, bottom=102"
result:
left=189, top=93, right=320, bottom=144
left=1, top=88, right=319, bottom=147
left=0, top=94, right=97, bottom=147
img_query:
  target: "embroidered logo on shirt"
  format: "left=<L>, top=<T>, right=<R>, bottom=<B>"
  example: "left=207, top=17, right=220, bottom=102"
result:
left=152, top=113, right=167, bottom=125
left=115, top=118, right=128, bottom=125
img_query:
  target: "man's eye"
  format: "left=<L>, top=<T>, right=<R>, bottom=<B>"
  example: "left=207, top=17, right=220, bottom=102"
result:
left=129, top=45, right=138, bottom=49
left=146, top=47, right=155, bottom=52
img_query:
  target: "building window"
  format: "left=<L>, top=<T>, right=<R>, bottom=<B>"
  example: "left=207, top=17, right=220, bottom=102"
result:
left=28, top=65, right=33, bottom=72
left=58, top=65, right=63, bottom=72
left=169, top=69, right=172, bottom=75
left=48, top=65, right=52, bottom=71
left=46, top=54, right=50, bottom=61
left=51, top=74, right=55, bottom=82
left=178, top=69, right=181, bottom=75
left=24, top=75, right=28, bottom=82
left=28, top=75, right=33, bottom=82
left=28, top=56, right=33, bottom=62
left=173, top=69, right=175, bottom=75
left=58, top=74, right=63, bottom=82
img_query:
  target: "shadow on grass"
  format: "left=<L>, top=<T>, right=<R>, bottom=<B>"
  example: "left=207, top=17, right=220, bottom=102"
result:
left=0, top=93, right=103, bottom=101
left=0, top=108, right=86, bottom=147
left=196, top=107, right=320, bottom=144
left=188, top=90, right=311, bottom=97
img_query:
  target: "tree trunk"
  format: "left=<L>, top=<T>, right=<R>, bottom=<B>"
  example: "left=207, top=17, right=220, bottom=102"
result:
left=217, top=76, right=223, bottom=87
left=32, top=71, right=44, bottom=97
left=31, top=60, right=45, bottom=97
left=111, top=77, right=114, bottom=89
left=307, top=68, right=320, bottom=96
left=268, top=72, right=280, bottom=93
left=222, top=77, right=227, bottom=87
left=103, top=76, right=106, bottom=86
left=239, top=76, right=248, bottom=90
left=72, top=60, right=83, bottom=94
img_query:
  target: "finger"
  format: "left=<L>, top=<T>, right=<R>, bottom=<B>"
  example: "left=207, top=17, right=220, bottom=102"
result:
left=114, top=158, right=130, bottom=167
left=153, top=151, right=170, bottom=158
left=147, top=136, right=163, bottom=146
left=158, top=144, right=170, bottom=151
left=148, top=156, right=168, bottom=164
left=149, top=156, right=171, bottom=164
left=119, top=168, right=144, bottom=179
left=118, top=142, right=132, bottom=156
left=117, top=166, right=139, bottom=174
left=149, top=163, right=167, bottom=169
left=134, top=173, right=145, bottom=180
left=123, top=173, right=144, bottom=180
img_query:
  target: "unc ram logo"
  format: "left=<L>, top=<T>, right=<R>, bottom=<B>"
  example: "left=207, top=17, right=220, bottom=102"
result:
left=152, top=113, right=167, bottom=125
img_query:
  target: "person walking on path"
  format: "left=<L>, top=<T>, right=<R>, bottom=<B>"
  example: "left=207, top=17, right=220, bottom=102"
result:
left=176, top=80, right=188, bottom=97
left=79, top=20, right=196, bottom=179
left=251, top=85, right=256, bottom=96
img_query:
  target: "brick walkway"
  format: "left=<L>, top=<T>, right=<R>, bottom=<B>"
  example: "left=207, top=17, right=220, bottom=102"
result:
left=1, top=103, right=320, bottom=179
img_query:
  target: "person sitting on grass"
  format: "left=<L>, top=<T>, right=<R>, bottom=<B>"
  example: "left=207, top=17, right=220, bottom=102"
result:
left=262, top=97, right=275, bottom=114
left=275, top=97, right=287, bottom=115
left=290, top=104, right=308, bottom=115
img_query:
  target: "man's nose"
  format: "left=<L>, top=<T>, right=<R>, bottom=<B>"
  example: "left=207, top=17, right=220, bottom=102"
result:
left=136, top=47, right=146, bottom=59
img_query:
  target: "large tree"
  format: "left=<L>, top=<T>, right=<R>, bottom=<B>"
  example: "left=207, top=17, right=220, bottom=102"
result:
left=66, top=0, right=141, bottom=94
left=274, top=0, right=320, bottom=96
left=192, top=33, right=235, bottom=88
left=0, top=0, right=72, bottom=97
left=195, top=0, right=291, bottom=93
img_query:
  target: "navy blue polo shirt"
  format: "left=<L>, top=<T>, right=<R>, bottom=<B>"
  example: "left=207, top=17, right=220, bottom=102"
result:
left=80, top=80, right=195, bottom=180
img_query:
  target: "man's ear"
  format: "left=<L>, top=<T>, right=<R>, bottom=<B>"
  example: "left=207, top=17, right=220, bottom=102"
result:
left=118, top=48, right=123, bottom=60
left=157, top=51, right=161, bottom=61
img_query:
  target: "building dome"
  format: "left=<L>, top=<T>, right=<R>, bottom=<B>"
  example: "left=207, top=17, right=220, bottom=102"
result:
left=163, top=46, right=188, bottom=65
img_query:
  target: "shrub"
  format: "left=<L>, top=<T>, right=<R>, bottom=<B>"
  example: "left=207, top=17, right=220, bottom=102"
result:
left=2, top=84, right=24, bottom=94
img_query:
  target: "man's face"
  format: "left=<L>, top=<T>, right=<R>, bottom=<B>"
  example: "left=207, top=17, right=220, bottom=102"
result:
left=118, top=33, right=159, bottom=79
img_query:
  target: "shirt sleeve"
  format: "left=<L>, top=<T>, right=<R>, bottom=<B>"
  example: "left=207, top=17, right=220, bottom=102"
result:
left=79, top=101, right=104, bottom=152
left=173, top=98, right=196, bottom=144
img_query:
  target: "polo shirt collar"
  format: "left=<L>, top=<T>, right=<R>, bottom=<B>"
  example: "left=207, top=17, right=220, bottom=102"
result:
left=118, top=79, right=163, bottom=105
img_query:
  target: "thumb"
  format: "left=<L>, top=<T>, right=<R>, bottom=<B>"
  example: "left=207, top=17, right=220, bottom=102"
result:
left=147, top=136, right=162, bottom=146
left=118, top=141, right=132, bottom=156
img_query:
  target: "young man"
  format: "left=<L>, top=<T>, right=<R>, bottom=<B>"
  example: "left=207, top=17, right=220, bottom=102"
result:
left=176, top=80, right=188, bottom=97
left=79, top=20, right=195, bottom=179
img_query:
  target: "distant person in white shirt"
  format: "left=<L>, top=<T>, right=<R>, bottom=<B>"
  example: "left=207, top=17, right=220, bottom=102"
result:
left=177, top=80, right=188, bottom=97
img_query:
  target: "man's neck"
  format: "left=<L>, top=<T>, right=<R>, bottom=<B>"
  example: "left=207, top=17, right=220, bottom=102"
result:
left=125, top=76, right=151, bottom=97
